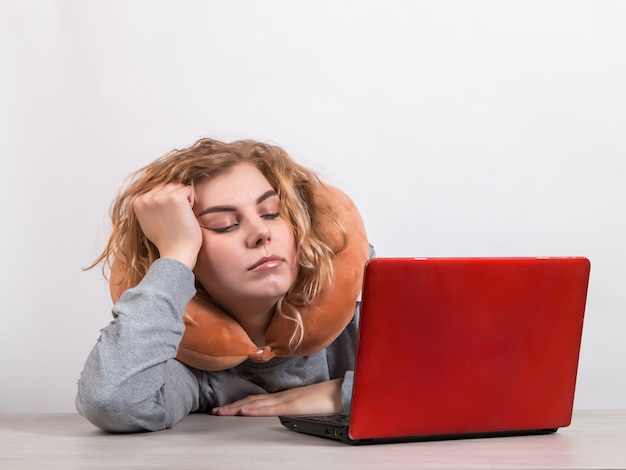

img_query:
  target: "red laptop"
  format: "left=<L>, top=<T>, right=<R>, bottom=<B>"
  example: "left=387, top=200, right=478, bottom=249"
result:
left=280, top=257, right=590, bottom=444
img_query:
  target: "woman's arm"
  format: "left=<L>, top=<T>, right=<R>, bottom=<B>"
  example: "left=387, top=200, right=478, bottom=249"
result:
left=212, top=378, right=343, bottom=416
left=76, top=258, right=201, bottom=432
left=213, top=299, right=363, bottom=417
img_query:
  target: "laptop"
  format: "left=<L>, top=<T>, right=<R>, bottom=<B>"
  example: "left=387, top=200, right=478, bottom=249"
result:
left=279, top=257, right=591, bottom=444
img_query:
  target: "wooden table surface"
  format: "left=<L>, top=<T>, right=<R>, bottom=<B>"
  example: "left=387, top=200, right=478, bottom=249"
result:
left=1, top=410, right=625, bottom=469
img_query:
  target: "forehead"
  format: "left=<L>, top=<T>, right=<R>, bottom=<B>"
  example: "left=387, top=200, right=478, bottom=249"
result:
left=195, top=163, right=275, bottom=204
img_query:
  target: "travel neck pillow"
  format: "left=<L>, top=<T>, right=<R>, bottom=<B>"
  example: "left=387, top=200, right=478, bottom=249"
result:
left=109, top=183, right=370, bottom=371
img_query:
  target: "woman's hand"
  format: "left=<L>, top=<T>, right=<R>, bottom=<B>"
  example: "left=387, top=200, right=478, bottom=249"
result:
left=133, top=184, right=203, bottom=270
left=212, top=378, right=344, bottom=417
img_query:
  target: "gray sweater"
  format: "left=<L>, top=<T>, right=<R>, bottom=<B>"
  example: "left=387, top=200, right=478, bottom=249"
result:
left=76, top=258, right=359, bottom=433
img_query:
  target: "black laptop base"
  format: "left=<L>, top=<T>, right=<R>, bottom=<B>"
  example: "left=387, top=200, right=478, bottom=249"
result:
left=278, top=415, right=558, bottom=445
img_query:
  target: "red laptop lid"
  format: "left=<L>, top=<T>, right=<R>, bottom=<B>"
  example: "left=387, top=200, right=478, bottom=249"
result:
left=350, top=257, right=590, bottom=440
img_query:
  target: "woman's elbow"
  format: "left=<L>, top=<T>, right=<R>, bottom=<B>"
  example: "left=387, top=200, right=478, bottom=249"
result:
left=75, top=380, right=168, bottom=433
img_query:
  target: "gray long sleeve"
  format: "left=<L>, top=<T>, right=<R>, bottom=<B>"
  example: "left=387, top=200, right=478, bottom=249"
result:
left=76, top=258, right=200, bottom=432
left=76, top=257, right=361, bottom=433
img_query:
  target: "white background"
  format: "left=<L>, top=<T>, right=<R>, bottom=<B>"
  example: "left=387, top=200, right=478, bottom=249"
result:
left=1, top=1, right=624, bottom=412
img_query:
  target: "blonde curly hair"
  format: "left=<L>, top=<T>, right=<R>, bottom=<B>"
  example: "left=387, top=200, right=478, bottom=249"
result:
left=90, top=138, right=346, bottom=348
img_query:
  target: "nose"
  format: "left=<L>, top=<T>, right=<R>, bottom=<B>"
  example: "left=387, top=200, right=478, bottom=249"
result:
left=246, top=217, right=271, bottom=248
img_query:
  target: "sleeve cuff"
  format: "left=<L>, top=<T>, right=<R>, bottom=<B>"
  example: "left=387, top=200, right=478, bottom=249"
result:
left=116, top=257, right=196, bottom=318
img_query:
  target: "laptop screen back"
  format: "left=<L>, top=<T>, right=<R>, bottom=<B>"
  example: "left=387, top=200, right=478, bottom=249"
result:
left=349, top=257, right=590, bottom=440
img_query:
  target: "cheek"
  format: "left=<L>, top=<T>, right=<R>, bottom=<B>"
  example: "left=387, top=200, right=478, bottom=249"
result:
left=194, top=238, right=235, bottom=295
left=195, top=235, right=231, bottom=274
left=279, top=223, right=297, bottom=255
left=280, top=225, right=298, bottom=271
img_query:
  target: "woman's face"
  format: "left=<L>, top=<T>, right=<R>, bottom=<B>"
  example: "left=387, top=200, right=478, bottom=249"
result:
left=192, top=163, right=298, bottom=310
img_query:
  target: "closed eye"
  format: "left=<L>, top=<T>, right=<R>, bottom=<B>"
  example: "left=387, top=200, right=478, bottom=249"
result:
left=201, top=223, right=238, bottom=233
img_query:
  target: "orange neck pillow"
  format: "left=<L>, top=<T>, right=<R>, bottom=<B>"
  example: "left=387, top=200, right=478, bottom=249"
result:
left=109, top=183, right=369, bottom=371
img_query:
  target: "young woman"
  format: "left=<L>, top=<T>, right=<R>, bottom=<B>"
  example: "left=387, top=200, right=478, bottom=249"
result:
left=76, top=138, right=371, bottom=432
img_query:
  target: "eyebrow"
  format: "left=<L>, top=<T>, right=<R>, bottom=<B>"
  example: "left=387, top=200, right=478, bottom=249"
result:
left=197, top=190, right=278, bottom=216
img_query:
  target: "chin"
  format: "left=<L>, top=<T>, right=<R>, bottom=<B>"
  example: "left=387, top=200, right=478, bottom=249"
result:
left=258, top=286, right=291, bottom=300
left=254, top=288, right=293, bottom=304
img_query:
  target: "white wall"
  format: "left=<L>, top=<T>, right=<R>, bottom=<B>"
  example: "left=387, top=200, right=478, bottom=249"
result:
left=1, top=0, right=624, bottom=412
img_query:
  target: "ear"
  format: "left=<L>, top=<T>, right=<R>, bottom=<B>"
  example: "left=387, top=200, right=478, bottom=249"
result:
left=110, top=183, right=369, bottom=371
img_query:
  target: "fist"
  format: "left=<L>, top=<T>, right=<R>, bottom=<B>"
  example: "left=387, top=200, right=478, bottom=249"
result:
left=133, top=184, right=203, bottom=269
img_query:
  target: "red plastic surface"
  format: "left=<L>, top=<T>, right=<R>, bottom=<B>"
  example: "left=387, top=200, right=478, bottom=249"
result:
left=350, top=257, right=590, bottom=440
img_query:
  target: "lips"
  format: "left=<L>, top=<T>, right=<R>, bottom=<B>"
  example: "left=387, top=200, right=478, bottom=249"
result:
left=248, top=255, right=284, bottom=271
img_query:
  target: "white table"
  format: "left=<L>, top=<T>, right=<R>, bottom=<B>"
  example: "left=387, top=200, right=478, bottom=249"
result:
left=1, top=410, right=625, bottom=469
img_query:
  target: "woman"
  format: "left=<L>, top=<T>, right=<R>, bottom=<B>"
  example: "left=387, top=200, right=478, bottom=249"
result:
left=76, top=138, right=371, bottom=433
